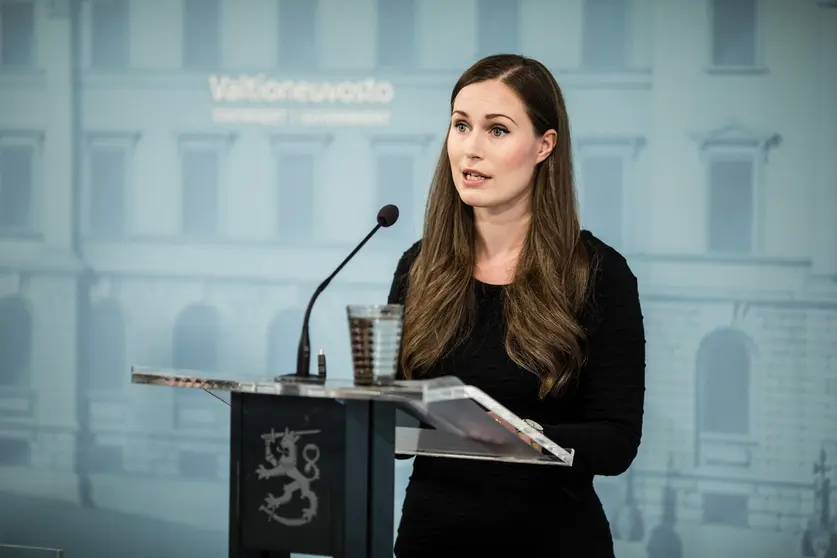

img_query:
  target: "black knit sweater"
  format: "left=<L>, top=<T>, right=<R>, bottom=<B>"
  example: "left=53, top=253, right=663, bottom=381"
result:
left=387, top=230, right=647, bottom=557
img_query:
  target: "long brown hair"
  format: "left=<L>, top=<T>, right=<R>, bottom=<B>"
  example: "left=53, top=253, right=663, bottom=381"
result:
left=400, top=54, right=595, bottom=398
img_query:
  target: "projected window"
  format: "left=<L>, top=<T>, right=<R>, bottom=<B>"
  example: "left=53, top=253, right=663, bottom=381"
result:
left=90, top=0, right=129, bottom=69
left=476, top=0, right=519, bottom=58
left=0, top=296, right=31, bottom=388
left=278, top=0, right=318, bottom=68
left=577, top=136, right=645, bottom=251
left=371, top=134, right=432, bottom=244
left=376, top=0, right=416, bottom=68
left=581, top=0, right=629, bottom=69
left=272, top=133, right=330, bottom=243
left=86, top=132, right=137, bottom=238
left=695, top=123, right=780, bottom=256
left=375, top=153, right=414, bottom=237
left=0, top=138, right=36, bottom=233
left=709, top=0, right=759, bottom=68
left=178, top=132, right=234, bottom=237
left=276, top=152, right=315, bottom=241
left=181, top=149, right=219, bottom=236
left=88, top=150, right=126, bottom=237
left=183, top=0, right=220, bottom=69
left=0, top=0, right=35, bottom=67
left=694, top=328, right=755, bottom=469
left=707, top=157, right=755, bottom=255
left=696, top=329, right=751, bottom=436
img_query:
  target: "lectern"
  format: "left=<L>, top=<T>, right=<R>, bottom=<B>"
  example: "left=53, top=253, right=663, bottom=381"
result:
left=131, top=366, right=575, bottom=558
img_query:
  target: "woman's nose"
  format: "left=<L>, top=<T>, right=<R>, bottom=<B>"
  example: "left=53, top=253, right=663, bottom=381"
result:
left=463, top=131, right=484, bottom=159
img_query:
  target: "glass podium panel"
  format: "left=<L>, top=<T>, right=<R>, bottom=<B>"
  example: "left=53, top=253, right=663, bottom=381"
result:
left=131, top=366, right=574, bottom=467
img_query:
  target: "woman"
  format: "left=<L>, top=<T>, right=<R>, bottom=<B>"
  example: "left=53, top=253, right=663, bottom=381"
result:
left=386, top=54, right=646, bottom=556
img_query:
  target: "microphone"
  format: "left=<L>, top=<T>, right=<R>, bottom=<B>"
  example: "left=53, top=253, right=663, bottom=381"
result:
left=290, top=204, right=400, bottom=379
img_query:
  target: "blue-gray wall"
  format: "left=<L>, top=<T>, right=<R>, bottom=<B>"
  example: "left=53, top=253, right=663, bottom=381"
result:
left=0, top=1, right=836, bottom=557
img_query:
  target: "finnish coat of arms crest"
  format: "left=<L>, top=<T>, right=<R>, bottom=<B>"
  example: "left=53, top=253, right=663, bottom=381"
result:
left=255, top=427, right=321, bottom=527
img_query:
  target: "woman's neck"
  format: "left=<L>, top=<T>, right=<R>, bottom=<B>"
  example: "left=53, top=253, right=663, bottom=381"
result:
left=473, top=207, right=531, bottom=262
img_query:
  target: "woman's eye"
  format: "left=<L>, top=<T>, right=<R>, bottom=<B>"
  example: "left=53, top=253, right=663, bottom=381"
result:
left=491, top=127, right=508, bottom=137
left=455, top=122, right=468, bottom=132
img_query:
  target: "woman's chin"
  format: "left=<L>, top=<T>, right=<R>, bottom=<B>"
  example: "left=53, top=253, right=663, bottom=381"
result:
left=457, top=189, right=493, bottom=208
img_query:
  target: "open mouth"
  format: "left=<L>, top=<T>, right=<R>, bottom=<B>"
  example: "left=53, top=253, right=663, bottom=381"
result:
left=463, top=170, right=491, bottom=183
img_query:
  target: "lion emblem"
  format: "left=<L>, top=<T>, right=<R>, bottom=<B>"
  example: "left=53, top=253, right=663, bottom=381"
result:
left=255, top=427, right=321, bottom=527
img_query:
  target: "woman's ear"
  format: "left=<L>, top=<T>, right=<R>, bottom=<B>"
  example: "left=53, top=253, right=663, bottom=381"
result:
left=536, top=129, right=557, bottom=164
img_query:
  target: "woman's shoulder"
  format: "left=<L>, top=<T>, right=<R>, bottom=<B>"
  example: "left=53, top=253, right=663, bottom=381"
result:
left=387, top=239, right=423, bottom=304
left=396, top=239, right=423, bottom=270
left=579, top=230, right=641, bottom=328
left=580, top=229, right=637, bottom=286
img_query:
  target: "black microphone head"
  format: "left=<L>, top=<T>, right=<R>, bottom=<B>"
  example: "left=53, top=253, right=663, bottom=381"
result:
left=377, top=204, right=399, bottom=227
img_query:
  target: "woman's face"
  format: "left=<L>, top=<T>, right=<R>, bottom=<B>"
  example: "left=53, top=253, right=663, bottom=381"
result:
left=447, top=80, right=555, bottom=215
